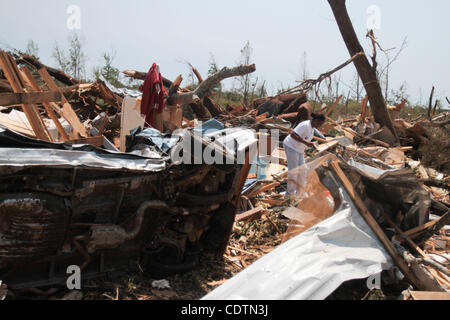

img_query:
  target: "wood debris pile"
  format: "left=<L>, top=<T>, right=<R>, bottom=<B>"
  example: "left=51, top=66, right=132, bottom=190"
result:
left=0, top=48, right=449, bottom=300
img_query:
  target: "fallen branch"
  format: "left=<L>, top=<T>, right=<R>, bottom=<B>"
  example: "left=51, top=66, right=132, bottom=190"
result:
left=283, top=52, right=365, bottom=95
left=167, top=64, right=256, bottom=105
left=122, top=69, right=173, bottom=88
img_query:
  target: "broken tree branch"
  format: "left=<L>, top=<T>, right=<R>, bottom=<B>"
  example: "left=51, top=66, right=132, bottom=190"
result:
left=122, top=69, right=173, bottom=88
left=285, top=52, right=365, bottom=95
left=167, top=64, right=256, bottom=105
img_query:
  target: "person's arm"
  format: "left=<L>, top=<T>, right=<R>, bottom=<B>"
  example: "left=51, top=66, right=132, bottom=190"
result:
left=291, top=131, right=314, bottom=148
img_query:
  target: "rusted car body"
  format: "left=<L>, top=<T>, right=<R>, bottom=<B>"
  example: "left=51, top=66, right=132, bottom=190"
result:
left=0, top=125, right=256, bottom=288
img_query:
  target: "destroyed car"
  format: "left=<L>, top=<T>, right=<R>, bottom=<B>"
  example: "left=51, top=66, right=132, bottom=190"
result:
left=0, top=124, right=257, bottom=289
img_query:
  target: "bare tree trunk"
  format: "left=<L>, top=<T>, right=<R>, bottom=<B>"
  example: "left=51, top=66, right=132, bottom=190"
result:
left=328, top=0, right=399, bottom=144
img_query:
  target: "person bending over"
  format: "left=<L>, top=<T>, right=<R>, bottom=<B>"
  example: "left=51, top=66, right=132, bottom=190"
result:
left=282, top=113, right=325, bottom=195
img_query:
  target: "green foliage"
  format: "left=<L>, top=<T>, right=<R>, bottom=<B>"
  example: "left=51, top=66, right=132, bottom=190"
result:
left=207, top=53, right=221, bottom=93
left=388, top=82, right=409, bottom=105
left=52, top=33, right=87, bottom=81
left=25, top=40, right=39, bottom=58
left=94, top=51, right=122, bottom=87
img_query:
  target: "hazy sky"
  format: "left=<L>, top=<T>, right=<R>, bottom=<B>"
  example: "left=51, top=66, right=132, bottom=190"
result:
left=0, top=0, right=449, bottom=105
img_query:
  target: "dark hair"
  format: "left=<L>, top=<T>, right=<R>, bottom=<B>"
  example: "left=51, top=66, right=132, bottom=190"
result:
left=311, top=113, right=325, bottom=122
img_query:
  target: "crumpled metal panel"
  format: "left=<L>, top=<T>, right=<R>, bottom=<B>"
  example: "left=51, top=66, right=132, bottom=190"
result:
left=202, top=173, right=394, bottom=300
left=0, top=148, right=167, bottom=173
left=0, top=123, right=258, bottom=172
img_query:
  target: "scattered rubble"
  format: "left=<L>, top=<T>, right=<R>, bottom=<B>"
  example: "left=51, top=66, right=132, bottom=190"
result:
left=0, top=46, right=448, bottom=301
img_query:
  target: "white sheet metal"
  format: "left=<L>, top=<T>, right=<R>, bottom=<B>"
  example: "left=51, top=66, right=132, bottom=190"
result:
left=202, top=179, right=394, bottom=300
left=0, top=148, right=166, bottom=172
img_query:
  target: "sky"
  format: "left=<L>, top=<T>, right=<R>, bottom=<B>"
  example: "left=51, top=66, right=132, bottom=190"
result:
left=0, top=0, right=449, bottom=106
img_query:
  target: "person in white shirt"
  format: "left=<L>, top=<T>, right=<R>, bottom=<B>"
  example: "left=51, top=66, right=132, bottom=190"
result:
left=283, top=113, right=325, bottom=195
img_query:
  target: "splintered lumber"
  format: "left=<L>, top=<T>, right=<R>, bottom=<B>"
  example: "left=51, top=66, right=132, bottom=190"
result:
left=408, top=291, right=450, bottom=300
left=0, top=79, right=12, bottom=92
left=360, top=95, right=369, bottom=123
left=326, top=116, right=390, bottom=147
left=168, top=75, right=183, bottom=96
left=0, top=52, right=51, bottom=141
left=233, top=151, right=252, bottom=206
left=325, top=95, right=343, bottom=117
left=258, top=198, right=284, bottom=207
left=0, top=91, right=62, bottom=106
left=329, top=160, right=428, bottom=290
left=17, top=54, right=78, bottom=86
left=235, top=206, right=264, bottom=222
left=247, top=182, right=280, bottom=199
left=395, top=146, right=413, bottom=152
left=397, top=211, right=450, bottom=241
left=38, top=68, right=89, bottom=138
left=382, top=212, right=428, bottom=258
left=227, top=245, right=258, bottom=257
left=66, top=136, right=104, bottom=147
left=20, top=67, right=70, bottom=141
left=327, top=0, right=399, bottom=144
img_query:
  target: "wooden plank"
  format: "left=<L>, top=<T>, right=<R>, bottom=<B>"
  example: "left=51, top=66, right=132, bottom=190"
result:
left=66, top=136, right=104, bottom=147
left=233, top=150, right=252, bottom=206
left=0, top=52, right=51, bottom=141
left=360, top=95, right=369, bottom=123
left=399, top=211, right=450, bottom=240
left=395, top=146, right=413, bottom=152
left=38, top=67, right=88, bottom=138
left=0, top=91, right=62, bottom=106
left=382, top=212, right=428, bottom=258
left=258, top=198, right=284, bottom=207
left=325, top=94, right=343, bottom=117
left=235, top=206, right=264, bottom=222
left=247, top=182, right=280, bottom=198
left=326, top=115, right=390, bottom=147
left=329, top=160, right=428, bottom=291
left=20, top=67, right=70, bottom=141
left=409, top=291, right=450, bottom=300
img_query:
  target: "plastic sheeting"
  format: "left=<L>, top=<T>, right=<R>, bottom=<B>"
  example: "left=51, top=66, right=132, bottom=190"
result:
left=203, top=154, right=394, bottom=300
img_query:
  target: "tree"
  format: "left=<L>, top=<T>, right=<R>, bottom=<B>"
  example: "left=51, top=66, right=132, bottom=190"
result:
left=389, top=82, right=409, bottom=105
left=25, top=40, right=39, bottom=58
left=207, top=53, right=222, bottom=93
left=237, top=41, right=254, bottom=106
left=52, top=33, right=86, bottom=81
left=94, top=50, right=123, bottom=87
left=299, top=51, right=309, bottom=81
left=327, top=0, right=399, bottom=144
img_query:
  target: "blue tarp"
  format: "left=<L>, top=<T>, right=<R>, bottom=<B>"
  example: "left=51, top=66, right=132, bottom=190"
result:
left=193, top=118, right=225, bottom=135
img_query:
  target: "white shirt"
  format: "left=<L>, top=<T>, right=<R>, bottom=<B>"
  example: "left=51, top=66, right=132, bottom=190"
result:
left=283, top=120, right=313, bottom=153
